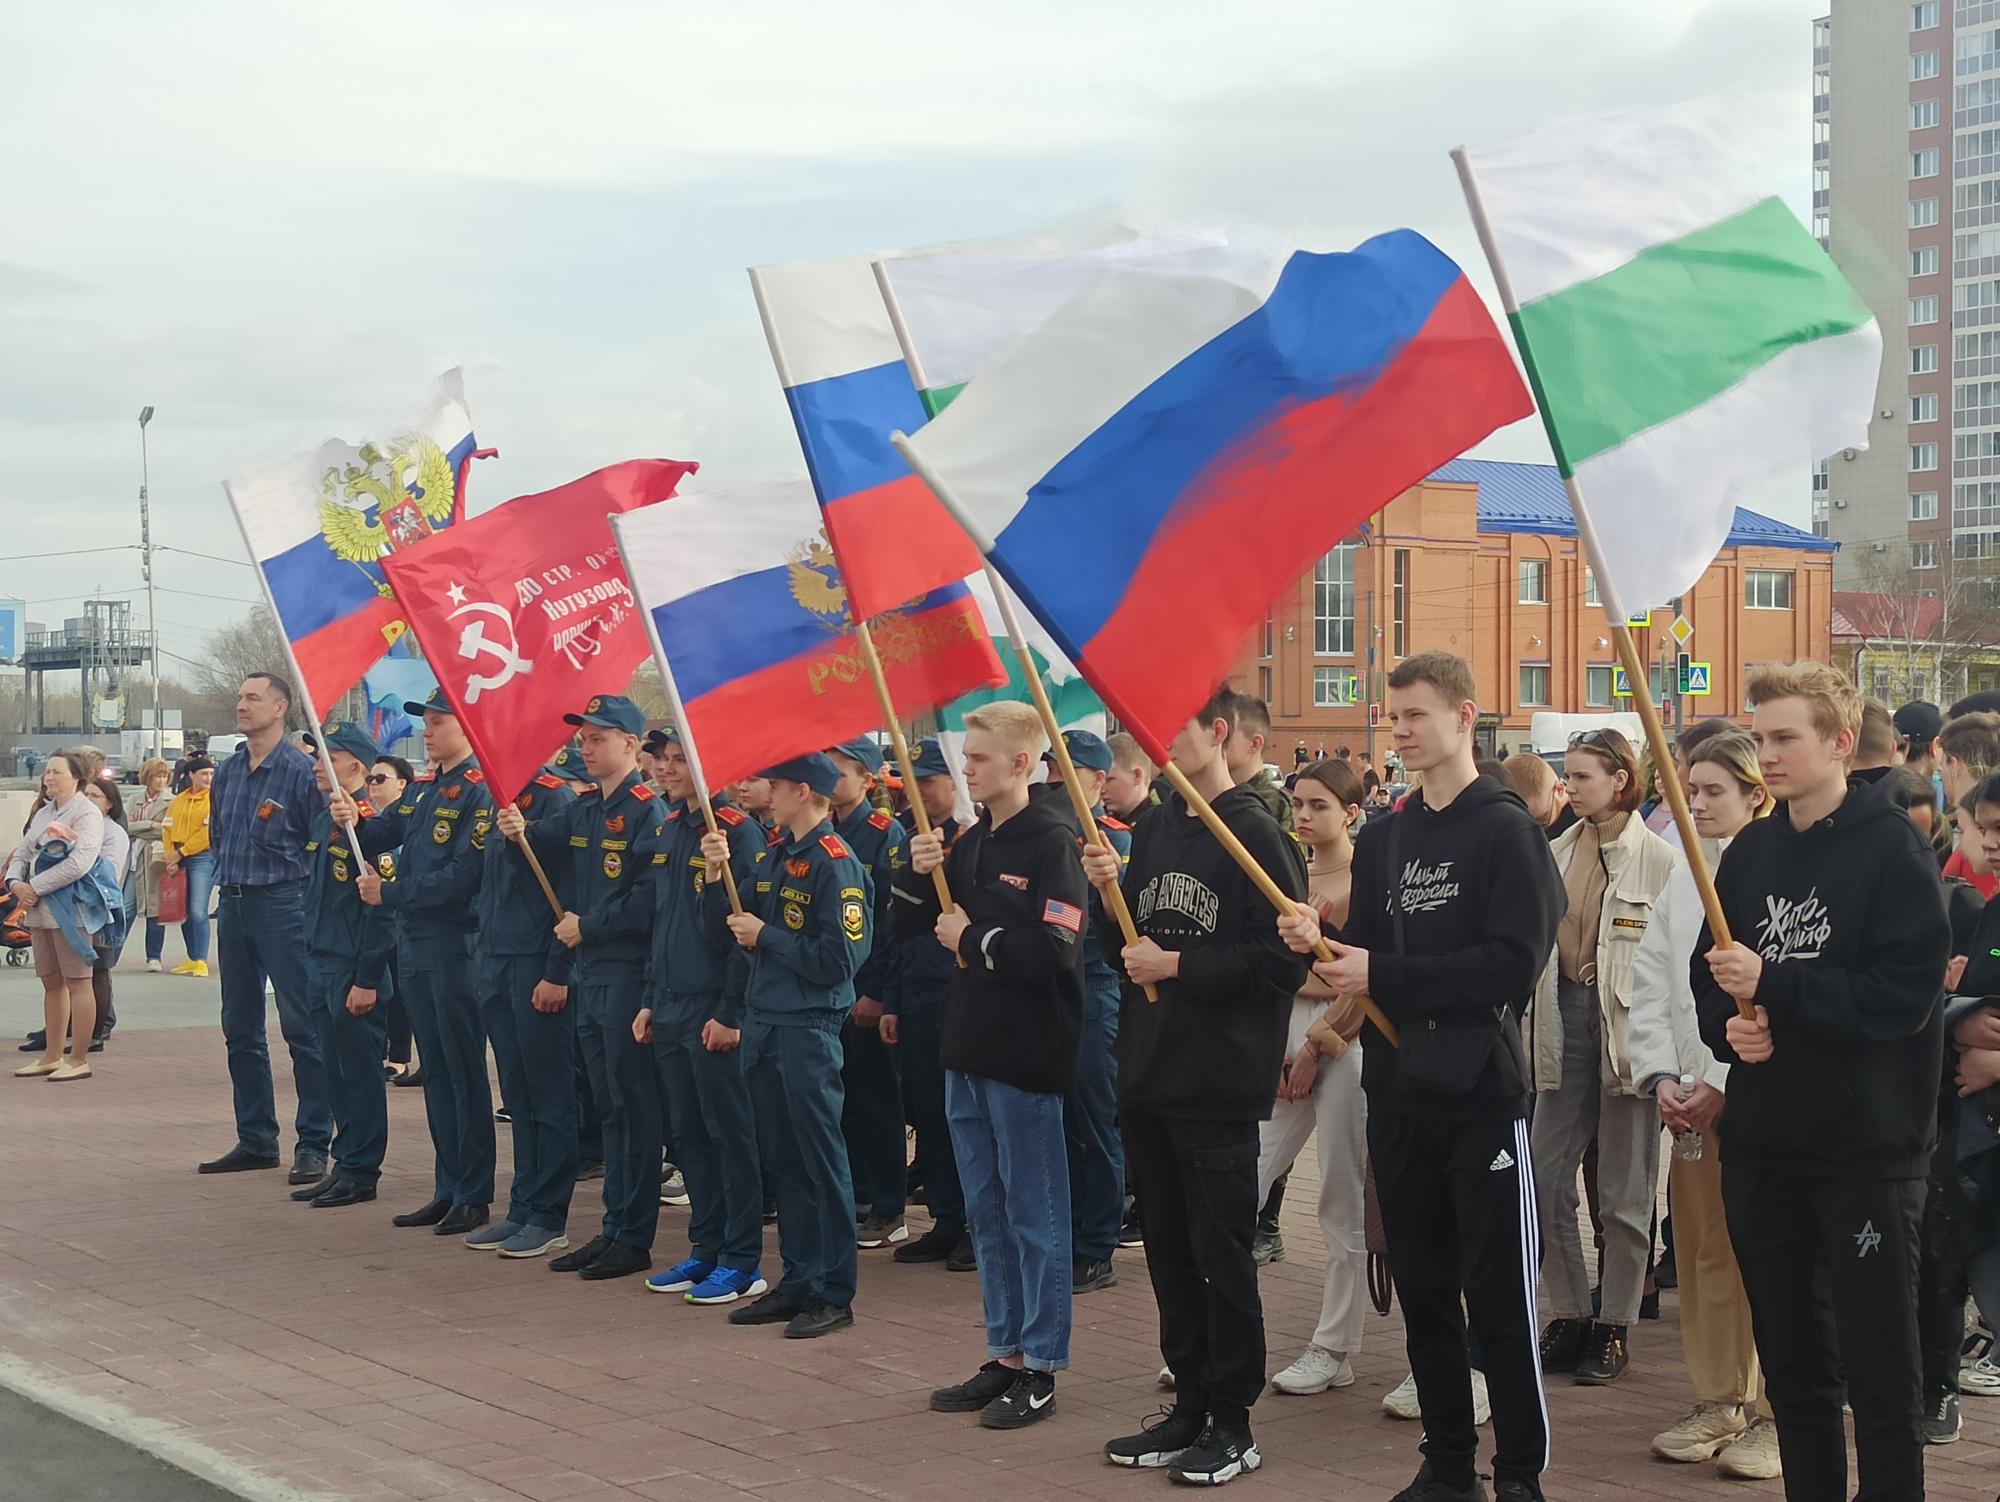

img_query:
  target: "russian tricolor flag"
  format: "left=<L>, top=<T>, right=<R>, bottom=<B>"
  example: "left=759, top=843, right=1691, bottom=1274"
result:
left=749, top=256, right=985, bottom=620
left=613, top=480, right=1004, bottom=793
left=224, top=370, right=485, bottom=714
left=901, top=229, right=1533, bottom=763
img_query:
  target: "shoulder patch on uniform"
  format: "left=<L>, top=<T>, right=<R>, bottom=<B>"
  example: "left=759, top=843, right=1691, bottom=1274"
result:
left=462, top=768, right=485, bottom=784
left=533, top=774, right=564, bottom=791
left=820, top=832, right=852, bottom=860
left=356, top=801, right=377, bottom=820
left=415, top=770, right=436, bottom=783
left=767, top=828, right=786, bottom=846
left=629, top=783, right=656, bottom=802
left=715, top=804, right=746, bottom=827
left=665, top=806, right=683, bottom=822
left=867, top=809, right=893, bottom=831
left=1098, top=814, right=1129, bottom=833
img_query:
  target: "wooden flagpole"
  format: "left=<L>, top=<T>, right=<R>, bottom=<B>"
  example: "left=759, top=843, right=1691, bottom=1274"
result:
left=1449, top=145, right=1748, bottom=1020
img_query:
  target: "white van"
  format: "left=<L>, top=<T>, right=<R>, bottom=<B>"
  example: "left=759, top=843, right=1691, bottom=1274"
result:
left=1527, top=711, right=1644, bottom=769
left=204, top=733, right=247, bottom=763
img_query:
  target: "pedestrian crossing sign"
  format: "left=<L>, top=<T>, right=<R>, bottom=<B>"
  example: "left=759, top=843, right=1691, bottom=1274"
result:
left=1684, top=662, right=1712, bottom=696
left=1612, top=666, right=1632, bottom=698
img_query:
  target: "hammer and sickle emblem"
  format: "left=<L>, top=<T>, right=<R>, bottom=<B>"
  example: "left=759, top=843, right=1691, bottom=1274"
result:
left=450, top=599, right=533, bottom=704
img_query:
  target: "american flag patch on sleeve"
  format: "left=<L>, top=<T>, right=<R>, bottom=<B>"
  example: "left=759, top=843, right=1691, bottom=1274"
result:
left=1042, top=899, right=1084, bottom=934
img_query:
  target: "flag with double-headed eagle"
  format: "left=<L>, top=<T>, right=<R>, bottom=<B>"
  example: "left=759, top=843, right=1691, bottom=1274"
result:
left=223, top=370, right=492, bottom=713
left=611, top=478, right=1003, bottom=794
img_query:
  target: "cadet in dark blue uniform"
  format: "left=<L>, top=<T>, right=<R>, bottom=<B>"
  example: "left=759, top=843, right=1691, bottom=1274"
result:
left=720, top=754, right=872, bottom=1339
left=1043, top=729, right=1132, bottom=1293
left=292, top=722, right=393, bottom=1208
left=466, top=761, right=581, bottom=1259
left=547, top=748, right=606, bottom=1180
left=827, top=738, right=909, bottom=1249
left=885, top=738, right=973, bottom=1270
left=638, top=730, right=767, bottom=1305
left=495, top=695, right=665, bottom=1283
left=340, top=687, right=495, bottom=1236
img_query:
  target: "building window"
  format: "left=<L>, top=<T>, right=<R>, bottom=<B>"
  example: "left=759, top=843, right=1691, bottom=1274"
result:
left=1814, top=164, right=1832, bottom=193
left=1914, top=99, right=1941, bottom=128
left=1312, top=543, right=1355, bottom=655
left=1584, top=568, right=1601, bottom=606
left=1913, top=197, right=1940, bottom=228
left=1912, top=490, right=1940, bottom=520
left=1912, top=442, right=1939, bottom=471
left=1518, top=558, right=1548, bottom=604
left=1873, top=666, right=1894, bottom=701
left=1913, top=343, right=1939, bottom=374
left=1911, top=295, right=1939, bottom=325
left=1914, top=149, right=1940, bottom=179
left=1914, top=1, right=1939, bottom=29
left=1912, top=540, right=1940, bottom=569
left=1744, top=570, right=1794, bottom=610
left=1260, top=610, right=1273, bottom=658
left=1258, top=665, right=1272, bottom=703
left=1912, top=247, right=1939, bottom=277
left=1913, top=394, right=1939, bottom=423
left=1913, top=50, right=1940, bottom=80
left=1392, top=549, right=1409, bottom=658
left=1585, top=665, right=1615, bottom=707
left=1313, top=667, right=1359, bottom=706
left=1518, top=663, right=1551, bottom=706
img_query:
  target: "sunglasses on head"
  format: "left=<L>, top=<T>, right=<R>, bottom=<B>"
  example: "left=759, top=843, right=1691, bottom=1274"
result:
left=1569, top=728, right=1621, bottom=750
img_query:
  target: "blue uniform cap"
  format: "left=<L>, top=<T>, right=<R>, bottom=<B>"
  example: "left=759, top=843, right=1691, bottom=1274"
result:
left=308, top=721, right=381, bottom=765
left=911, top=738, right=952, bottom=779
left=403, top=684, right=457, bottom=718
left=563, top=694, right=647, bottom=736
left=827, top=737, right=883, bottom=775
left=545, top=746, right=594, bottom=783
left=761, top=752, right=841, bottom=799
left=1048, top=728, right=1113, bottom=773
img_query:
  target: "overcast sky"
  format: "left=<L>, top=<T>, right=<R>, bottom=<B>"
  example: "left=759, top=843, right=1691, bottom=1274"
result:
left=1, top=0, right=1828, bottom=671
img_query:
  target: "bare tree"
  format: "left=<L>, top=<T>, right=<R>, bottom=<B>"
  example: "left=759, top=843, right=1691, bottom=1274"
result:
left=187, top=605, right=305, bottom=728
left=1850, top=545, right=2000, bottom=703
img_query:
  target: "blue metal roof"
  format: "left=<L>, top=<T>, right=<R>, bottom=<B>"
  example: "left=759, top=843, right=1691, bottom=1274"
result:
left=1429, top=457, right=1837, bottom=554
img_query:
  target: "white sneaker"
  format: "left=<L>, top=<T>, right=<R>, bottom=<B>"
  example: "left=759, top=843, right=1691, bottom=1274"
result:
left=1158, top=1365, right=1176, bottom=1390
left=1715, top=1417, right=1782, bottom=1479
left=1271, top=1346, right=1354, bottom=1396
left=1651, top=1401, right=1747, bottom=1462
left=1960, top=1355, right=2000, bottom=1396
left=659, top=1165, right=690, bottom=1206
left=1471, top=1368, right=1491, bottom=1427
left=145, top=959, right=161, bottom=973
left=1381, top=1371, right=1421, bottom=1420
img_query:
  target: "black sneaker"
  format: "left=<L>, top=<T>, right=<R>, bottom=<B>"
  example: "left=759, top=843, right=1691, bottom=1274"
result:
left=1574, top=1322, right=1628, bottom=1385
left=728, top=1288, right=807, bottom=1326
left=1117, top=1208, right=1144, bottom=1248
left=1922, top=1389, right=1962, bottom=1444
left=980, top=1369, right=1055, bottom=1430
left=1537, top=1317, right=1589, bottom=1373
left=1492, top=1480, right=1541, bottom=1502
left=783, top=1299, right=854, bottom=1339
left=1389, top=1461, right=1489, bottom=1502
left=1653, top=1247, right=1677, bottom=1290
left=930, top=1360, right=1020, bottom=1413
left=577, top=1241, right=651, bottom=1281
left=1073, top=1255, right=1118, bottom=1293
left=895, top=1223, right=963, bottom=1264
left=576, top=1159, right=605, bottom=1181
left=494, top=1106, right=512, bottom=1124
left=1251, top=1229, right=1285, bottom=1265
left=1104, top=1404, right=1206, bottom=1468
left=946, top=1233, right=977, bottom=1272
left=1170, top=1418, right=1261, bottom=1485
left=549, top=1234, right=612, bottom=1273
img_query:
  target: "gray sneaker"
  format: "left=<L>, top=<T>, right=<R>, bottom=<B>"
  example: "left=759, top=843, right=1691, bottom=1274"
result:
left=498, top=1225, right=571, bottom=1259
left=660, top=1165, right=690, bottom=1206
left=464, top=1219, right=521, bottom=1249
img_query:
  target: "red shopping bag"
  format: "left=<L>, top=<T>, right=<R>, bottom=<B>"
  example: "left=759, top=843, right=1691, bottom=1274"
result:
left=157, top=867, right=189, bottom=925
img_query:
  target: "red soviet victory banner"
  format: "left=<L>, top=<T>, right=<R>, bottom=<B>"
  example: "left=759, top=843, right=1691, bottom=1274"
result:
left=379, top=458, right=698, bottom=805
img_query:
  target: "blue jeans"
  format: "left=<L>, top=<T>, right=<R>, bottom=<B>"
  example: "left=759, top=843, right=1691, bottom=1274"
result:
left=145, top=919, right=166, bottom=964
left=180, top=851, right=216, bottom=962
left=307, top=954, right=389, bottom=1184
left=947, top=1069, right=1073, bottom=1370
left=654, top=999, right=762, bottom=1271
left=744, top=1013, right=855, bottom=1307
left=399, top=932, right=495, bottom=1206
left=1063, top=980, right=1124, bottom=1261
left=577, top=980, right=662, bottom=1248
left=216, top=882, right=331, bottom=1159
left=479, top=953, right=579, bottom=1233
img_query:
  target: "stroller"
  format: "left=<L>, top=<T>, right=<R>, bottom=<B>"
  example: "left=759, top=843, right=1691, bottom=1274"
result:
left=0, top=886, right=30, bottom=967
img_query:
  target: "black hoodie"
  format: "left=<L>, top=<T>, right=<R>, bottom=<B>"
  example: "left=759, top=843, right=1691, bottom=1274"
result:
left=1342, top=775, right=1565, bottom=1122
left=1693, top=774, right=1948, bottom=1180
left=1107, top=784, right=1311, bottom=1121
left=893, top=795, right=1087, bottom=1096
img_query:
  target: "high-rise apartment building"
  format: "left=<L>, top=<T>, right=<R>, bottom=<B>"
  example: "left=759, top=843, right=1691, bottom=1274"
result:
left=1819, top=2, right=1988, bottom=586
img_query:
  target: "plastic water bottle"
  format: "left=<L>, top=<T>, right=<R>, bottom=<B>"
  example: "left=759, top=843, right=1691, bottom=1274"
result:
left=1674, top=1072, right=1704, bottom=1162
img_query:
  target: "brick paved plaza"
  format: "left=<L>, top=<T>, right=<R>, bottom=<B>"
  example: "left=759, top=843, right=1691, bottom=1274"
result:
left=0, top=969, right=1994, bottom=1501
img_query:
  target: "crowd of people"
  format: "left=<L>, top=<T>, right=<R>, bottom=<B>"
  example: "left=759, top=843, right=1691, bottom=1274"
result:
left=7, top=653, right=1999, bottom=1501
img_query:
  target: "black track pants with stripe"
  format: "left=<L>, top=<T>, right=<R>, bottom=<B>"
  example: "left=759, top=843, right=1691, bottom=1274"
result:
left=1369, top=1109, right=1548, bottom=1490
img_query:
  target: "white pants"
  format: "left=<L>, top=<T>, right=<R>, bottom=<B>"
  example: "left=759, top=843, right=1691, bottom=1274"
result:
left=1256, top=997, right=1368, bottom=1357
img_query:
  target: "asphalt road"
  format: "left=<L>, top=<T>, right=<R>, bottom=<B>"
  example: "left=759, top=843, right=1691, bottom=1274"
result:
left=0, top=1383, right=240, bottom=1501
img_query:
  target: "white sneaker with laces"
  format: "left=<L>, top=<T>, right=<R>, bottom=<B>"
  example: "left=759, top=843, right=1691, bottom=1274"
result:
left=1715, top=1417, right=1782, bottom=1480
left=145, top=959, right=161, bottom=973
left=1471, top=1368, right=1491, bottom=1427
left=1381, top=1371, right=1420, bottom=1420
left=1960, top=1355, right=2000, bottom=1396
left=1650, top=1401, right=1747, bottom=1462
left=1271, top=1346, right=1354, bottom=1395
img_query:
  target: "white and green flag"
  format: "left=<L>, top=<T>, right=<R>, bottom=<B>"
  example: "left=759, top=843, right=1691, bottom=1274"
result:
left=1460, top=99, right=1881, bottom=616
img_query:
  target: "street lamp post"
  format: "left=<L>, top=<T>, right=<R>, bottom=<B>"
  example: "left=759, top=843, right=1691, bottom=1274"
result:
left=139, top=405, right=159, bottom=761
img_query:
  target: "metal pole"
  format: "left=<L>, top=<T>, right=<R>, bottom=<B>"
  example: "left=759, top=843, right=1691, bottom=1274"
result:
left=1363, top=534, right=1376, bottom=766
left=139, top=406, right=160, bottom=762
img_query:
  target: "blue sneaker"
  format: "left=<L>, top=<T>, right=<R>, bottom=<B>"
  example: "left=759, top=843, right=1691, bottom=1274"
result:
left=647, top=1256, right=713, bottom=1295
left=685, top=1266, right=769, bottom=1306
